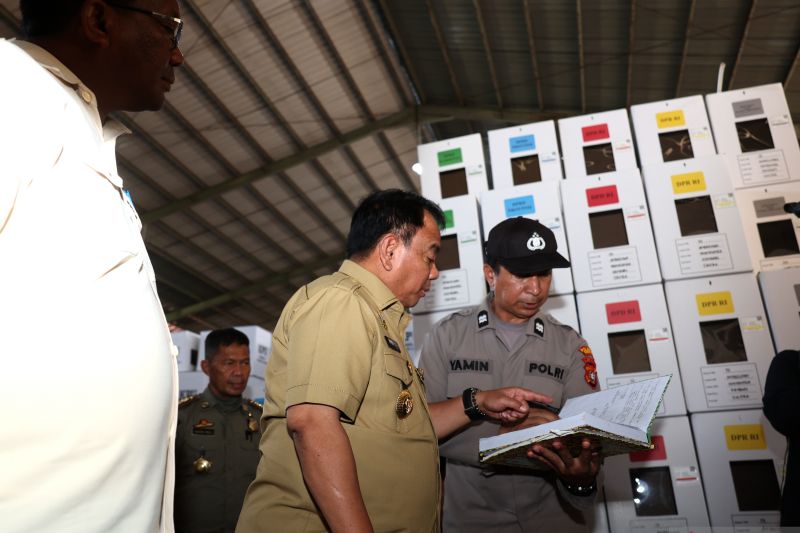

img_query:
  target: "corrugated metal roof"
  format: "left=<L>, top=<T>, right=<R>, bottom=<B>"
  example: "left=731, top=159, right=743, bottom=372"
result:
left=1, top=0, right=797, bottom=331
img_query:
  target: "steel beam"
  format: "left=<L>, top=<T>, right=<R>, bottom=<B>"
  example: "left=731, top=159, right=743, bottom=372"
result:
left=473, top=0, right=503, bottom=108
left=577, top=0, right=586, bottom=113
left=523, top=0, right=545, bottom=111
left=728, top=0, right=758, bottom=90
left=425, top=0, right=465, bottom=105
left=626, top=0, right=637, bottom=108
left=674, top=0, right=696, bottom=97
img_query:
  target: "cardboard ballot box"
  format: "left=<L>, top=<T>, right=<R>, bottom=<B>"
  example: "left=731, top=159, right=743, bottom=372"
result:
left=417, top=134, right=489, bottom=202
left=735, top=183, right=800, bottom=271
left=171, top=330, right=200, bottom=372
left=758, top=268, right=800, bottom=353
left=412, top=195, right=486, bottom=314
left=487, top=121, right=563, bottom=188
left=480, top=181, right=574, bottom=295
left=603, top=416, right=709, bottom=532
left=562, top=169, right=662, bottom=292
left=665, top=273, right=774, bottom=413
left=411, top=309, right=457, bottom=366
left=691, top=409, right=785, bottom=530
left=558, top=109, right=637, bottom=180
left=630, top=95, right=716, bottom=168
left=199, top=325, right=273, bottom=381
left=577, top=284, right=687, bottom=417
left=706, top=83, right=800, bottom=189
left=643, top=155, right=752, bottom=280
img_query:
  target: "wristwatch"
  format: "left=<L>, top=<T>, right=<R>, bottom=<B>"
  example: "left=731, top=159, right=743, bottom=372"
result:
left=462, top=387, right=487, bottom=421
left=561, top=478, right=597, bottom=497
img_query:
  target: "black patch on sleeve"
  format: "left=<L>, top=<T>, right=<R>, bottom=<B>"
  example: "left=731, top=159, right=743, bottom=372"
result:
left=533, top=318, right=545, bottom=338
left=477, top=310, right=489, bottom=328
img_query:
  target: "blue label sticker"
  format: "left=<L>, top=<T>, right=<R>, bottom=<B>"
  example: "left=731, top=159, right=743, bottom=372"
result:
left=509, top=134, right=536, bottom=153
left=504, top=195, right=535, bottom=217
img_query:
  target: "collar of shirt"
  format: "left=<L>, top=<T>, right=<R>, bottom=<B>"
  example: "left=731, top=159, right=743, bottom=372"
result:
left=474, top=295, right=546, bottom=340
left=338, top=259, right=409, bottom=331
left=11, top=39, right=129, bottom=143
left=200, top=386, right=243, bottom=413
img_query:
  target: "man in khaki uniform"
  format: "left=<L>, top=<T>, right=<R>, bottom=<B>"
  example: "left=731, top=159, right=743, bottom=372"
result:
left=420, top=217, right=603, bottom=532
left=236, top=190, right=553, bottom=533
left=175, top=329, right=263, bottom=533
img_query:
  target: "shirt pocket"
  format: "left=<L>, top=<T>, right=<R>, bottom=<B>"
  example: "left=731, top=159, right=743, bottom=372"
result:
left=382, top=351, right=424, bottom=434
left=520, top=373, right=564, bottom=408
left=445, top=361, right=496, bottom=399
left=177, top=425, right=225, bottom=478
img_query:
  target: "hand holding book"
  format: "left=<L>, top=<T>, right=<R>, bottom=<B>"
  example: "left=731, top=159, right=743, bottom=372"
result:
left=497, top=399, right=603, bottom=479
left=480, top=375, right=671, bottom=471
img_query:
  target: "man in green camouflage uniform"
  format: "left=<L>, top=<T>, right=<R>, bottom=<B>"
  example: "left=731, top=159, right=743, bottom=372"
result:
left=175, top=328, right=263, bottom=533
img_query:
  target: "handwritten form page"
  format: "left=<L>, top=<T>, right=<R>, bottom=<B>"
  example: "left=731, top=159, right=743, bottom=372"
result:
left=559, top=375, right=670, bottom=431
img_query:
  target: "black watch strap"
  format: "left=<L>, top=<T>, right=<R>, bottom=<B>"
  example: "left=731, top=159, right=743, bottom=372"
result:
left=462, top=387, right=486, bottom=421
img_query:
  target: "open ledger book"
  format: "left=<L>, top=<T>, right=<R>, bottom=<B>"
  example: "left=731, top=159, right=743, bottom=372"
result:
left=479, top=375, right=671, bottom=470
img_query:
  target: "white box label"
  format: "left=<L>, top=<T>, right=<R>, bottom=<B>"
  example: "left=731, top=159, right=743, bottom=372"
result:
left=759, top=255, right=800, bottom=271
left=737, top=149, right=790, bottom=185
left=701, top=362, right=762, bottom=408
left=415, top=269, right=469, bottom=312
left=713, top=193, right=736, bottom=209
left=673, top=466, right=701, bottom=486
left=676, top=233, right=734, bottom=275
left=648, top=327, right=670, bottom=342
left=588, top=246, right=642, bottom=287
left=731, top=513, right=780, bottom=533
left=741, top=315, right=765, bottom=332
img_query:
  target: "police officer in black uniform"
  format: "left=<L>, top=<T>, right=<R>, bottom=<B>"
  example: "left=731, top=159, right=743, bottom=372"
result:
left=174, top=329, right=262, bottom=533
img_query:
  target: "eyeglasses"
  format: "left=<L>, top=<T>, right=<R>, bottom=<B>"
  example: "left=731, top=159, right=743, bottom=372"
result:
left=106, top=2, right=183, bottom=49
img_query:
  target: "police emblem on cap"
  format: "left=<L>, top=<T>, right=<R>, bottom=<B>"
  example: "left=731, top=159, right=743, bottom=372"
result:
left=527, top=232, right=546, bottom=251
left=395, top=389, right=413, bottom=418
left=533, top=318, right=545, bottom=337
left=477, top=310, right=489, bottom=328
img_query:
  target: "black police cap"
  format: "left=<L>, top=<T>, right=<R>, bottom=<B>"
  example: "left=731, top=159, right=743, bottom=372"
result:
left=485, top=217, right=570, bottom=275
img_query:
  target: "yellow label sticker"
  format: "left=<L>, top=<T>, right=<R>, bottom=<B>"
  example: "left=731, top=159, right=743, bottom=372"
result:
left=656, top=110, right=686, bottom=129
left=671, top=172, right=707, bottom=194
left=696, top=291, right=734, bottom=315
left=724, top=424, right=767, bottom=450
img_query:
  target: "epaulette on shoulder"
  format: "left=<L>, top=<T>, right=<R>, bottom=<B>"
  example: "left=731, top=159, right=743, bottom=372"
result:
left=437, top=308, right=469, bottom=325
left=541, top=312, right=566, bottom=328
left=246, top=398, right=263, bottom=410
left=178, top=395, right=198, bottom=408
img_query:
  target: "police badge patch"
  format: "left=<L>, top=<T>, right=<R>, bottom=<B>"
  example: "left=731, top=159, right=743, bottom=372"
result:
left=477, top=310, right=489, bottom=328
left=579, top=345, right=598, bottom=389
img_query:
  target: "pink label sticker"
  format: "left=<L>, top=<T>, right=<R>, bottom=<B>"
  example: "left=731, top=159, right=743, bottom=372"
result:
left=582, top=123, right=610, bottom=142
left=629, top=435, right=667, bottom=462
left=586, top=185, right=619, bottom=207
left=605, top=300, right=642, bottom=324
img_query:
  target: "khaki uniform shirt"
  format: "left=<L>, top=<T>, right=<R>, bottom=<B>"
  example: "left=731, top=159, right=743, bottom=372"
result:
left=236, top=260, right=440, bottom=533
left=420, top=298, right=599, bottom=533
left=175, top=387, right=263, bottom=533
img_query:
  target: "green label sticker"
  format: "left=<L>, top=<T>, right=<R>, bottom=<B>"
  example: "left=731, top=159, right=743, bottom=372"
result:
left=437, top=148, right=463, bottom=167
left=441, top=209, right=455, bottom=230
